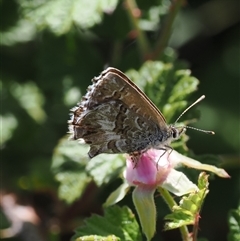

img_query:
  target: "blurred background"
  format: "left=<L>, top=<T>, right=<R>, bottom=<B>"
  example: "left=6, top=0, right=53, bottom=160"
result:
left=1, top=0, right=239, bottom=241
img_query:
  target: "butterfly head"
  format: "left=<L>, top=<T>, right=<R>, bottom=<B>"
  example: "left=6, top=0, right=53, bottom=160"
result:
left=169, top=125, right=186, bottom=141
left=168, top=123, right=214, bottom=145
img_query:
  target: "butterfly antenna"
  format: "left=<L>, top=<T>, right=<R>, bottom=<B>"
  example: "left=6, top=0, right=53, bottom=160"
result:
left=174, top=95, right=206, bottom=124
left=174, top=95, right=215, bottom=135
left=185, top=126, right=215, bottom=135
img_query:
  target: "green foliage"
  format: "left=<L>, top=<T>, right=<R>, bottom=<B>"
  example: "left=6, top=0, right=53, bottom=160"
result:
left=164, top=172, right=209, bottom=230
left=0, top=113, right=18, bottom=146
left=18, top=0, right=119, bottom=35
left=72, top=206, right=141, bottom=241
left=52, top=137, right=125, bottom=202
left=10, top=81, right=47, bottom=124
left=86, top=154, right=125, bottom=186
left=0, top=210, right=11, bottom=229
left=52, top=138, right=91, bottom=203
left=1, top=19, right=37, bottom=46
left=75, top=235, right=120, bottom=241
left=126, top=60, right=199, bottom=123
left=228, top=205, right=240, bottom=241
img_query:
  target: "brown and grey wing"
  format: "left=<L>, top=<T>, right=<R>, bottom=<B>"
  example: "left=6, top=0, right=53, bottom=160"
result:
left=70, top=68, right=167, bottom=130
left=69, top=100, right=159, bottom=158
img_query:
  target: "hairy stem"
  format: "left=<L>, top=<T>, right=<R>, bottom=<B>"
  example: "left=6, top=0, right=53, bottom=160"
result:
left=124, top=0, right=150, bottom=60
left=158, top=187, right=191, bottom=241
left=150, top=0, right=185, bottom=60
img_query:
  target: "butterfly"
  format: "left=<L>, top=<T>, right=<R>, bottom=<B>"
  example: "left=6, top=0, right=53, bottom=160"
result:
left=68, top=67, right=213, bottom=159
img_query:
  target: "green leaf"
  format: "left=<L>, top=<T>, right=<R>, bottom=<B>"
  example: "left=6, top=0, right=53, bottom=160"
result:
left=55, top=171, right=90, bottom=204
left=228, top=205, right=240, bottom=241
left=10, top=81, right=47, bottom=124
left=75, top=235, right=120, bottom=241
left=19, top=0, right=119, bottom=35
left=52, top=137, right=125, bottom=202
left=164, top=172, right=209, bottom=230
left=0, top=113, right=18, bottom=146
left=139, top=3, right=171, bottom=31
left=72, top=206, right=142, bottom=241
left=0, top=210, right=11, bottom=229
left=0, top=19, right=37, bottom=46
left=52, top=137, right=90, bottom=171
left=126, top=60, right=199, bottom=123
left=86, top=154, right=125, bottom=186
left=52, top=137, right=91, bottom=203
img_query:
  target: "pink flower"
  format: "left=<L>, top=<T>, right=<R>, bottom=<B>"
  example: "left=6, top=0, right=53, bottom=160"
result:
left=125, top=149, right=171, bottom=187
left=123, top=149, right=198, bottom=241
left=124, top=149, right=198, bottom=196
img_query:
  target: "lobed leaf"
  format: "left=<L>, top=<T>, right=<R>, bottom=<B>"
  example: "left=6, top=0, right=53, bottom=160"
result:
left=52, top=138, right=91, bottom=203
left=228, top=205, right=240, bottom=241
left=19, top=0, right=119, bottom=35
left=72, top=206, right=141, bottom=241
left=56, top=171, right=91, bottom=204
left=164, top=172, right=209, bottom=230
left=86, top=154, right=125, bottom=186
left=52, top=137, right=125, bottom=203
left=126, top=60, right=199, bottom=122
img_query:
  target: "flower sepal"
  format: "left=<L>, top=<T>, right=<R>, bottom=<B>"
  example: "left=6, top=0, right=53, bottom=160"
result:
left=132, top=186, right=156, bottom=241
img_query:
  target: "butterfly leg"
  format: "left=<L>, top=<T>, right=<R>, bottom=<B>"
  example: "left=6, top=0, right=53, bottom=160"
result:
left=155, top=145, right=173, bottom=169
left=130, top=151, right=142, bottom=168
left=164, top=145, right=173, bottom=158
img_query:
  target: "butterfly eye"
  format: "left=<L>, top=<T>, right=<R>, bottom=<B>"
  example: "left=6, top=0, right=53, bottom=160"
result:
left=172, top=128, right=179, bottom=139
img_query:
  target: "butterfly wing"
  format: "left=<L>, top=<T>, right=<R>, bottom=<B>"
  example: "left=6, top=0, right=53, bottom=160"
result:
left=69, top=68, right=169, bottom=158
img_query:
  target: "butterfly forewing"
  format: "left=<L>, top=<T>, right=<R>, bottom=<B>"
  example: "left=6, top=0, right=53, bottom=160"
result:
left=105, top=68, right=167, bottom=124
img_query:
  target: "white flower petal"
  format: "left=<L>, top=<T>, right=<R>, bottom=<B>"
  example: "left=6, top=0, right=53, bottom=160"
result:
left=169, top=150, right=230, bottom=178
left=161, top=169, right=198, bottom=196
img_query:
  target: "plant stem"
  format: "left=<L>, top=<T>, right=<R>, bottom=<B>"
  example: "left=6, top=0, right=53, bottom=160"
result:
left=150, top=0, right=185, bottom=60
left=158, top=186, right=176, bottom=209
left=191, top=213, right=200, bottom=241
left=192, top=187, right=209, bottom=241
left=111, top=40, right=123, bottom=67
left=124, top=0, right=150, bottom=60
left=158, top=187, right=191, bottom=241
